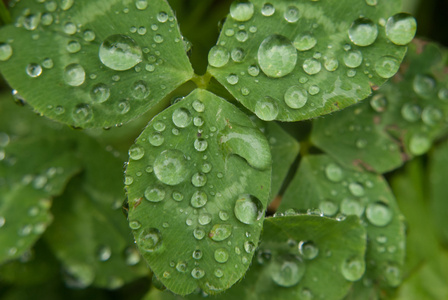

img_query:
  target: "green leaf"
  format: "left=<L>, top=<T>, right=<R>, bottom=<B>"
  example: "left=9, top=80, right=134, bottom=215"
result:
left=280, top=155, right=405, bottom=290
left=429, top=139, right=448, bottom=245
left=44, top=177, right=148, bottom=290
left=208, top=0, right=415, bottom=121
left=311, top=41, right=448, bottom=173
left=143, top=215, right=366, bottom=300
left=125, top=89, right=272, bottom=295
left=0, top=0, right=193, bottom=128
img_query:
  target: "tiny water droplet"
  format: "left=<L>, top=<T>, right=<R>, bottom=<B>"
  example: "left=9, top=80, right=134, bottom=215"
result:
left=97, top=245, right=112, bottom=261
left=192, top=249, right=203, bottom=260
left=409, top=134, right=431, bottom=155
left=370, top=94, right=387, bottom=112
left=325, top=163, right=343, bottom=182
left=413, top=74, right=436, bottom=96
left=194, top=139, right=208, bottom=152
left=319, top=201, right=338, bottom=216
left=191, top=191, right=207, bottom=208
left=131, top=80, right=150, bottom=100
left=244, top=241, right=255, bottom=253
left=341, top=198, right=364, bottom=217
left=284, top=5, right=300, bottom=23
left=401, top=103, right=421, bottom=122
left=303, top=58, right=321, bottom=75
left=135, top=0, right=148, bottom=10
left=191, top=268, right=205, bottom=279
left=149, top=133, right=164, bottom=147
left=261, top=3, right=275, bottom=16
left=293, top=33, right=317, bottom=51
left=129, top=220, right=141, bottom=230
left=298, top=241, right=319, bottom=260
left=348, top=182, right=365, bottom=197
left=72, top=104, right=93, bottom=124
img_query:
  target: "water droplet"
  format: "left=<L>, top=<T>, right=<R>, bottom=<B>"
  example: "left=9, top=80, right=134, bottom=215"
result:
left=341, top=198, right=364, bottom=217
left=149, top=133, right=164, bottom=147
left=226, top=73, right=239, bottom=85
left=66, top=40, right=81, bottom=53
left=63, top=22, right=77, bottom=35
left=271, top=258, right=305, bottom=287
left=236, top=30, right=248, bottom=42
left=97, top=245, right=112, bottom=261
left=192, top=100, right=205, bottom=112
left=293, top=33, right=317, bottom=51
left=384, top=263, right=402, bottom=287
left=154, top=149, right=188, bottom=185
left=153, top=34, right=164, bottom=43
left=176, top=261, right=187, bottom=273
left=124, top=247, right=141, bottom=265
left=356, top=138, right=368, bottom=149
left=413, top=74, right=436, bottom=96
left=284, top=5, right=300, bottom=23
left=319, top=201, right=338, bottom=216
left=214, top=268, right=224, bottom=278
left=385, top=13, right=417, bottom=45
left=341, top=257, right=365, bottom=281
left=209, top=224, right=232, bottom=241
left=60, top=0, right=74, bottom=10
left=41, top=13, right=53, bottom=26
left=72, top=104, right=93, bottom=124
left=138, top=228, right=162, bottom=252
left=194, top=228, right=205, bottom=240
left=422, top=106, right=443, bottom=126
left=83, top=30, right=96, bottom=42
left=303, top=58, right=321, bottom=75
left=375, top=56, right=400, bottom=78
left=244, top=241, right=255, bottom=253
left=90, top=83, right=110, bottom=104
left=255, top=97, right=279, bottom=121
left=191, top=173, right=207, bottom=187
left=401, top=103, right=421, bottom=122
left=99, top=34, right=142, bottom=71
left=230, top=1, right=254, bottom=21
left=23, top=14, right=41, bottom=30
left=299, top=241, right=319, bottom=260
left=409, top=133, right=431, bottom=155
left=199, top=212, right=212, bottom=225
left=324, top=57, right=339, bottom=72
left=129, top=144, right=145, bottom=160
left=26, top=63, right=42, bottom=78
left=172, top=107, right=192, bottom=128
left=64, top=63, right=85, bottom=86
left=366, top=202, right=393, bottom=227
left=157, top=11, right=169, bottom=23
left=261, top=3, right=275, bottom=16
left=234, top=194, right=263, bottom=225
left=231, top=47, right=245, bottom=62
left=131, top=80, right=150, bottom=100
left=129, top=220, right=141, bottom=230
left=258, top=34, right=297, bottom=78
left=0, top=43, right=12, bottom=61
left=190, top=191, right=207, bottom=208
left=201, top=163, right=212, bottom=174
left=370, top=94, right=387, bottom=112
left=217, top=211, right=229, bottom=221
left=365, top=0, right=378, bottom=5
left=344, top=50, right=363, bottom=68
left=135, top=0, right=148, bottom=10
left=348, top=182, right=365, bottom=197
left=284, top=86, right=307, bottom=109
left=248, top=65, right=260, bottom=76
left=144, top=186, right=165, bottom=202
left=192, top=249, right=203, bottom=260
left=191, top=268, right=205, bottom=279
left=194, top=139, right=208, bottom=152
left=325, top=163, right=343, bottom=182
left=214, top=248, right=229, bottom=263
left=348, top=18, right=378, bottom=46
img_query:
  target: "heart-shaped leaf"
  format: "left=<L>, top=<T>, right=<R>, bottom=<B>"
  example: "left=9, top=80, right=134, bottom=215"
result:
left=311, top=41, right=448, bottom=173
left=0, top=0, right=193, bottom=128
left=280, top=155, right=405, bottom=290
left=125, top=88, right=272, bottom=295
left=208, top=0, right=415, bottom=121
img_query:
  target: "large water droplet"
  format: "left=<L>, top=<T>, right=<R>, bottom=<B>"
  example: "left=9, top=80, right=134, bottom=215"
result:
left=172, top=107, right=192, bottom=128
left=284, top=86, right=307, bottom=109
left=191, top=191, right=207, bottom=208
left=258, top=34, right=297, bottom=78
left=99, top=35, right=142, bottom=71
left=348, top=18, right=378, bottom=46
left=341, top=257, right=365, bottom=281
left=208, top=45, right=230, bottom=68
left=129, top=144, right=145, bottom=160
left=214, top=248, right=229, bottom=263
left=154, top=150, right=189, bottom=185
left=209, top=224, right=232, bottom=241
left=298, top=241, right=319, bottom=260
left=234, top=194, right=263, bottom=225
left=0, top=43, right=12, bottom=61
left=325, top=163, right=344, bottom=182
left=64, top=63, right=85, bottom=86
left=375, top=56, right=400, bottom=78
left=366, top=202, right=393, bottom=227
left=138, top=228, right=162, bottom=252
left=385, top=13, right=417, bottom=45
left=90, top=83, right=110, bottom=103
left=230, top=1, right=254, bottom=21
left=255, top=97, right=279, bottom=121
left=218, top=124, right=271, bottom=170
left=144, top=186, right=166, bottom=202
left=271, top=258, right=305, bottom=287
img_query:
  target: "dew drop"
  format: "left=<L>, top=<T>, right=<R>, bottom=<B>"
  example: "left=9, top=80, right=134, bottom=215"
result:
left=144, top=186, right=165, bottom=202
left=298, top=241, right=319, bottom=260
left=385, top=13, right=417, bottom=45
left=244, top=241, right=255, bottom=253
left=199, top=212, right=212, bottom=225
left=261, top=3, right=275, bottom=16
left=375, top=56, right=400, bottom=78
left=90, top=83, right=110, bottom=103
left=214, top=268, right=223, bottom=278
left=153, top=121, right=166, bottom=132
left=325, top=163, right=344, bottom=182
left=72, top=103, right=93, bottom=124
left=348, top=182, right=365, bottom=197
left=234, top=194, right=263, bottom=225
left=192, top=100, right=205, bottom=112
left=194, top=228, right=205, bottom=240
left=157, top=11, right=169, bottom=23
left=324, top=57, right=339, bottom=72
left=341, top=257, right=365, bottom=281
left=303, top=58, right=321, bottom=75
left=0, top=43, right=12, bottom=61
left=83, top=30, right=96, bottom=42
left=370, top=94, right=388, bottom=112
left=284, top=5, right=300, bottom=23
left=64, top=63, right=85, bottom=86
left=26, top=63, right=42, bottom=78
left=231, top=47, right=245, bottom=62
left=384, top=263, right=402, bottom=287
left=230, top=1, right=254, bottom=21
left=192, top=249, right=203, bottom=260
left=129, top=220, right=141, bottom=230
left=348, top=18, right=378, bottom=46
left=366, top=202, right=393, bottom=227
left=255, top=97, right=279, bottom=121
left=214, top=248, right=229, bottom=263
left=129, top=144, right=145, bottom=160
left=319, top=201, right=338, bottom=216
left=191, top=268, right=205, bottom=279
left=248, top=65, right=260, bottom=76
left=149, top=133, right=164, bottom=147
left=99, top=34, right=142, bottom=71
left=422, top=106, right=443, bottom=126
left=60, top=0, right=74, bottom=10
left=209, top=224, right=232, bottom=241
left=135, top=0, right=148, bottom=10
left=66, top=40, right=81, bottom=53
left=219, top=211, right=229, bottom=221
left=258, top=34, right=297, bottom=78
left=191, top=173, right=207, bottom=187
left=42, top=58, right=54, bottom=69
left=194, top=139, right=208, bottom=152
left=172, top=107, right=192, bottom=128
left=154, top=149, right=189, bottom=185
left=191, top=191, right=207, bottom=208
left=409, top=134, right=431, bottom=155
left=124, top=247, right=141, bottom=266
left=97, top=245, right=112, bottom=261
left=413, top=74, right=436, bottom=96
left=284, top=86, right=307, bottom=109
left=138, top=228, right=162, bottom=252
left=63, top=22, right=77, bottom=35
left=401, top=103, right=421, bottom=122
left=293, top=33, right=317, bottom=51
left=344, top=50, right=363, bottom=68
left=341, top=198, right=364, bottom=217
left=271, top=258, right=305, bottom=287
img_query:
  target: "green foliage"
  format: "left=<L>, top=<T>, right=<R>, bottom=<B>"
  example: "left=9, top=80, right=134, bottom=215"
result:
left=1, top=0, right=447, bottom=300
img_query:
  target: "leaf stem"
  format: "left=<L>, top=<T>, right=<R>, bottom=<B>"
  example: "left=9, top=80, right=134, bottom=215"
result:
left=192, top=72, right=213, bottom=89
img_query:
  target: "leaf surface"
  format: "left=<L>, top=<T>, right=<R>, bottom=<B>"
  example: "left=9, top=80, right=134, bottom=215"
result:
left=0, top=0, right=193, bottom=128
left=125, top=89, right=271, bottom=295
left=208, top=0, right=414, bottom=121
